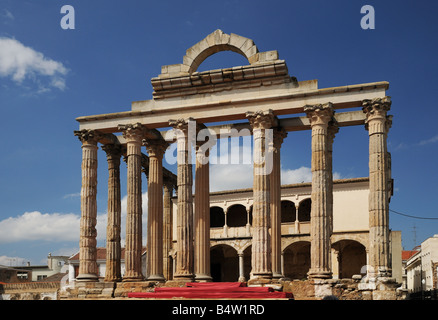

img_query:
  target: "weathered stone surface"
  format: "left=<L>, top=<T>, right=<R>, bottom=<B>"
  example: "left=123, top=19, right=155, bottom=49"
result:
left=74, top=130, right=101, bottom=282
left=69, top=31, right=396, bottom=301
left=304, top=103, right=335, bottom=280
left=246, top=110, right=276, bottom=280
left=120, top=123, right=146, bottom=281
left=169, top=119, right=195, bottom=281
left=194, top=137, right=212, bottom=281
left=144, top=139, right=168, bottom=281
left=102, top=144, right=122, bottom=282
left=363, top=97, right=392, bottom=278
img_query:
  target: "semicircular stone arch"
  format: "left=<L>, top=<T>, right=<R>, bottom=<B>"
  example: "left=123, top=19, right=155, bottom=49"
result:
left=158, top=29, right=280, bottom=78
left=183, top=29, right=259, bottom=74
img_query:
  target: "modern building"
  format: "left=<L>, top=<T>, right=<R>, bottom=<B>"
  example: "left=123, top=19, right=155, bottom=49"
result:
left=10, top=254, right=69, bottom=282
left=405, top=235, right=438, bottom=293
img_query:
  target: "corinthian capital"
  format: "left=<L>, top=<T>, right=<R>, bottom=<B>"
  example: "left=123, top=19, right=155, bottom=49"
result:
left=169, top=118, right=195, bottom=133
left=118, top=123, right=147, bottom=142
left=101, top=144, right=122, bottom=160
left=273, top=127, right=288, bottom=150
left=362, top=96, right=391, bottom=118
left=362, top=97, right=392, bottom=132
left=143, top=139, right=169, bottom=158
left=304, top=103, right=334, bottom=126
left=246, top=109, right=276, bottom=129
left=74, top=129, right=102, bottom=145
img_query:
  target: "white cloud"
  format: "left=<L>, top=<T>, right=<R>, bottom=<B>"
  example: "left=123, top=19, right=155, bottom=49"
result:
left=210, top=164, right=344, bottom=192
left=0, top=191, right=149, bottom=245
left=419, top=135, right=438, bottom=146
left=210, top=163, right=253, bottom=192
left=281, top=166, right=342, bottom=184
left=2, top=9, right=14, bottom=21
left=63, top=192, right=81, bottom=199
left=281, top=166, right=312, bottom=184
left=0, top=37, right=68, bottom=91
left=0, top=211, right=80, bottom=243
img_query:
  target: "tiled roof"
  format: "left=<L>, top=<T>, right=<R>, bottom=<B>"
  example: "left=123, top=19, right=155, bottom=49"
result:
left=402, top=250, right=419, bottom=260
left=37, top=272, right=68, bottom=282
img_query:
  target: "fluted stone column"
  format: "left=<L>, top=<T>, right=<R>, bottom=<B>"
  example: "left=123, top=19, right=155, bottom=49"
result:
left=163, top=178, right=175, bottom=280
left=119, top=123, right=145, bottom=281
left=246, top=110, right=276, bottom=281
left=74, top=129, right=101, bottom=282
left=195, top=139, right=212, bottom=281
left=305, top=103, right=334, bottom=279
left=169, top=118, right=195, bottom=281
left=362, top=96, right=392, bottom=278
left=102, top=144, right=122, bottom=282
left=144, top=139, right=168, bottom=281
left=270, top=127, right=287, bottom=279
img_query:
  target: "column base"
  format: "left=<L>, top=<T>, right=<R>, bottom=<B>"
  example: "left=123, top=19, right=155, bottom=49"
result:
left=307, top=270, right=332, bottom=280
left=248, top=272, right=273, bottom=286
left=122, top=276, right=144, bottom=282
left=195, top=274, right=213, bottom=282
left=76, top=273, right=99, bottom=282
left=104, top=276, right=122, bottom=282
left=147, top=274, right=166, bottom=282
left=173, top=274, right=195, bottom=282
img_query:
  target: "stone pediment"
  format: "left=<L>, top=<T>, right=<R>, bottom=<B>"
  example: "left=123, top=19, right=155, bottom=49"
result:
left=151, top=29, right=294, bottom=99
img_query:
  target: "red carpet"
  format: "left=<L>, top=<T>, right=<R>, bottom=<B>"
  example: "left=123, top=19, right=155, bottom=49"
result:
left=128, top=282, right=293, bottom=299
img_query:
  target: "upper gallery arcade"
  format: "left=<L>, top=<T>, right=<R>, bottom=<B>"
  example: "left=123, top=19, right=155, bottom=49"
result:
left=74, top=29, right=393, bottom=284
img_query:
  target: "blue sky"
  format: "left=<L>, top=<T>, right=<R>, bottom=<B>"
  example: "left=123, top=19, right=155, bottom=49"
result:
left=0, top=0, right=437, bottom=266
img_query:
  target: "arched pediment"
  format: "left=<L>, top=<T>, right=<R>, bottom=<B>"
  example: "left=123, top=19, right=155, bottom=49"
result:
left=183, top=29, right=259, bottom=73
left=158, top=29, right=280, bottom=77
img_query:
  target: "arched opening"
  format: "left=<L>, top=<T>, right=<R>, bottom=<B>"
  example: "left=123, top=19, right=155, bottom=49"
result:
left=283, top=241, right=311, bottom=280
left=243, top=245, right=252, bottom=281
left=227, top=204, right=247, bottom=227
left=210, top=206, right=225, bottom=228
left=183, top=30, right=259, bottom=74
left=298, top=198, right=311, bottom=222
left=248, top=205, right=253, bottom=225
left=332, top=240, right=367, bottom=279
left=210, top=245, right=239, bottom=282
left=197, top=50, right=249, bottom=73
left=281, top=200, right=296, bottom=223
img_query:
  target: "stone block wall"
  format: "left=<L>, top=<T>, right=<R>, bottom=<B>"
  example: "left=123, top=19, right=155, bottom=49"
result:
left=0, top=282, right=59, bottom=300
